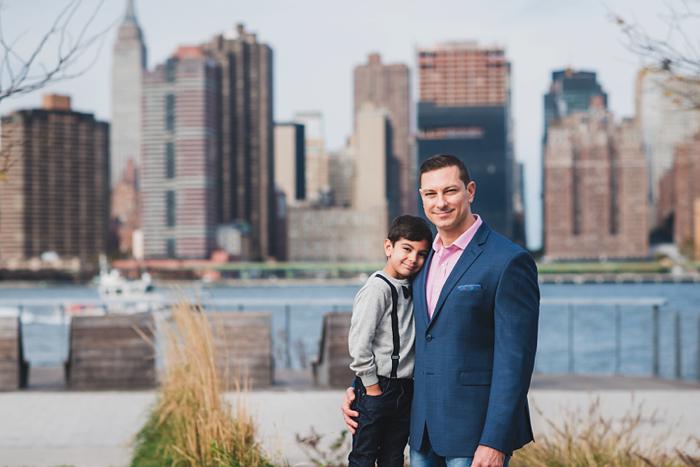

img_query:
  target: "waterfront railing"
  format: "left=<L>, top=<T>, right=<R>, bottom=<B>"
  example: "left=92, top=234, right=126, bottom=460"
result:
left=1, top=296, right=698, bottom=382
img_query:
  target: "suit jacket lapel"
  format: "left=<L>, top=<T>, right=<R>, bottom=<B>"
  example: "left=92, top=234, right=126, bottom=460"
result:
left=428, top=223, right=490, bottom=329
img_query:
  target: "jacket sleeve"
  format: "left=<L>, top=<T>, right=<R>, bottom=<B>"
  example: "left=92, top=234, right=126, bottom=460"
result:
left=348, top=282, right=388, bottom=387
left=479, top=251, right=540, bottom=452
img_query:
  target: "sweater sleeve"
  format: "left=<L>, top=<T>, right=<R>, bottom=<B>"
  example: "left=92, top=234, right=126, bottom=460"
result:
left=348, top=281, right=389, bottom=387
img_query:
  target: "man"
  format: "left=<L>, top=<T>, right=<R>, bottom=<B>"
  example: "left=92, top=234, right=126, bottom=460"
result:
left=342, top=154, right=540, bottom=467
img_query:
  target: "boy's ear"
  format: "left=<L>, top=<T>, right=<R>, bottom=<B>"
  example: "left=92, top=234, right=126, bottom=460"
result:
left=384, top=239, right=393, bottom=258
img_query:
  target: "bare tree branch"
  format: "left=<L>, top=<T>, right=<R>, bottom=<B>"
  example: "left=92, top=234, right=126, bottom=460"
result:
left=0, top=0, right=115, bottom=102
left=611, top=0, right=700, bottom=109
left=0, top=121, right=19, bottom=182
left=0, top=0, right=116, bottom=182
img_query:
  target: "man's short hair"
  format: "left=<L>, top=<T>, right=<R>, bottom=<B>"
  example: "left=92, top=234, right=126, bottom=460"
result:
left=419, top=154, right=471, bottom=188
left=387, top=215, right=433, bottom=245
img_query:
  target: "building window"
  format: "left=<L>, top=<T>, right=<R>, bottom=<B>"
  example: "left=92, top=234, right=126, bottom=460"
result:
left=166, top=190, right=176, bottom=227
left=572, top=147, right=581, bottom=236
left=165, top=59, right=176, bottom=82
left=165, top=94, right=175, bottom=131
left=166, top=238, right=176, bottom=259
left=165, top=142, right=175, bottom=178
left=609, top=142, right=619, bottom=235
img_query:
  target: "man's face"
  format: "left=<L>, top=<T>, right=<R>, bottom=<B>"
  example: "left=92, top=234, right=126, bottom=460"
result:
left=419, top=166, right=475, bottom=234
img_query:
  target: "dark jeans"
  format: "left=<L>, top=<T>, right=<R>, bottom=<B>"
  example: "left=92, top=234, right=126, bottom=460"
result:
left=348, top=375, right=413, bottom=467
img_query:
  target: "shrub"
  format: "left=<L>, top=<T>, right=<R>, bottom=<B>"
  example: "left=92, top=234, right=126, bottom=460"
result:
left=511, top=398, right=699, bottom=467
left=131, top=301, right=271, bottom=467
left=296, top=427, right=350, bottom=467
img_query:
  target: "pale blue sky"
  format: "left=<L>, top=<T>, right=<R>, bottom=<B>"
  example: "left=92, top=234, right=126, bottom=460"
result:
left=0, top=0, right=676, bottom=249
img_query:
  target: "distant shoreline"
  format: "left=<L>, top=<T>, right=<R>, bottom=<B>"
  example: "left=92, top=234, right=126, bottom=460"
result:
left=1, top=272, right=700, bottom=288
left=538, top=272, right=700, bottom=284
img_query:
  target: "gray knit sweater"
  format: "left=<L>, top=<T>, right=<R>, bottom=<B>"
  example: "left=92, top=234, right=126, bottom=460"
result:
left=348, top=270, right=416, bottom=386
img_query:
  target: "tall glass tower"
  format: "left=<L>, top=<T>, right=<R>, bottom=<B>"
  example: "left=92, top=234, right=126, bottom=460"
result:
left=543, top=69, right=607, bottom=141
left=416, top=41, right=514, bottom=238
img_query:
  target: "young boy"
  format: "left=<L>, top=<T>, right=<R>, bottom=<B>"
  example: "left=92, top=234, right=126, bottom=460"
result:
left=348, top=215, right=433, bottom=467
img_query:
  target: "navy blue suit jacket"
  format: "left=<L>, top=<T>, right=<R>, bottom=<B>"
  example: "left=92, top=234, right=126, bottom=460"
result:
left=410, top=221, right=539, bottom=457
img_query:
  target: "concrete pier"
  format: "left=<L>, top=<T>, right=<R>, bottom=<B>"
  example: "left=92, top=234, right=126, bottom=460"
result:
left=0, top=373, right=698, bottom=466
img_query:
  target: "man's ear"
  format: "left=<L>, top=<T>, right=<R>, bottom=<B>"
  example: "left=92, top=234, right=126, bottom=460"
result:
left=466, top=180, right=476, bottom=203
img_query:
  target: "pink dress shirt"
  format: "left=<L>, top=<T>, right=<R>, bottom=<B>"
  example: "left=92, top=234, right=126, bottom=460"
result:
left=425, top=215, right=482, bottom=318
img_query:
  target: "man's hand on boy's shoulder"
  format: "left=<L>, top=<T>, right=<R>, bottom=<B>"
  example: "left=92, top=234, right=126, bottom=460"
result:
left=341, top=387, right=359, bottom=433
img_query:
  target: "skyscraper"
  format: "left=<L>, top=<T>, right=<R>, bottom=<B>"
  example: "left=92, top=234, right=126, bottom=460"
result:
left=672, top=131, right=700, bottom=255
left=203, top=24, right=275, bottom=260
left=354, top=53, right=413, bottom=213
left=294, top=111, right=329, bottom=204
left=286, top=105, right=399, bottom=263
left=110, top=0, right=146, bottom=187
left=543, top=69, right=608, bottom=140
left=353, top=103, right=399, bottom=221
left=416, top=41, right=514, bottom=237
left=0, top=95, right=109, bottom=265
left=328, top=145, right=354, bottom=208
left=111, top=159, right=139, bottom=255
left=141, top=47, right=220, bottom=259
left=544, top=109, right=648, bottom=259
left=542, top=69, right=608, bottom=248
left=273, top=123, right=305, bottom=203
left=635, top=65, right=700, bottom=227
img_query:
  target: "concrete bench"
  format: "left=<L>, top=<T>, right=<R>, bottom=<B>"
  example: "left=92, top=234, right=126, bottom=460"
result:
left=0, top=316, right=29, bottom=390
left=312, top=311, right=354, bottom=388
left=65, top=312, right=156, bottom=389
left=207, top=312, right=273, bottom=389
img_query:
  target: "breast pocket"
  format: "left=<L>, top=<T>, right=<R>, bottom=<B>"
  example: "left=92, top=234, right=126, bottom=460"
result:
left=456, top=283, right=484, bottom=294
left=453, top=283, right=486, bottom=314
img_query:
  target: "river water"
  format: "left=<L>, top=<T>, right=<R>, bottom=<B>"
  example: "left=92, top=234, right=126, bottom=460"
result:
left=1, top=282, right=699, bottom=381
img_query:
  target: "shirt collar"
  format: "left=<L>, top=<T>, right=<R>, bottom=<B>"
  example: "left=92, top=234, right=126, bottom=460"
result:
left=432, top=214, right=482, bottom=253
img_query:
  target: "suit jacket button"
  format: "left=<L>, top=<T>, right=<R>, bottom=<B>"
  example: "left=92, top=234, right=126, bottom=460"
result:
left=426, top=334, right=433, bottom=341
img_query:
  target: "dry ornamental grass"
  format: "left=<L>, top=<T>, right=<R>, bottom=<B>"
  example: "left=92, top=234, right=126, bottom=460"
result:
left=296, top=398, right=699, bottom=467
left=131, top=301, right=271, bottom=467
left=511, top=398, right=700, bottom=467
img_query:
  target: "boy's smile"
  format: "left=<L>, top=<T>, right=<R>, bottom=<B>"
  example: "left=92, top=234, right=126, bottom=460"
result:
left=384, top=238, right=431, bottom=279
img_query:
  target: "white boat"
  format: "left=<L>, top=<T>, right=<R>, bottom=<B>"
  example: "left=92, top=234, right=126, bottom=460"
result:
left=97, top=268, right=154, bottom=298
left=95, top=254, right=155, bottom=300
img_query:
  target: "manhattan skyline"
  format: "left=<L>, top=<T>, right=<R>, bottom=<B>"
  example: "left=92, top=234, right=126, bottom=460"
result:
left=0, top=0, right=674, bottom=250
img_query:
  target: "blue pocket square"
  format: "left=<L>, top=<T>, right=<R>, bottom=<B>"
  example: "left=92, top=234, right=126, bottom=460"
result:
left=457, top=283, right=483, bottom=292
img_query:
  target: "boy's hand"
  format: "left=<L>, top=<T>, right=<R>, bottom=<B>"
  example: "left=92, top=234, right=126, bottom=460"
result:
left=341, top=387, right=359, bottom=433
left=364, top=383, right=382, bottom=396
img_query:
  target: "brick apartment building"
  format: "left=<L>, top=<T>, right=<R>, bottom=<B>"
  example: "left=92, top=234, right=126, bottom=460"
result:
left=0, top=95, right=109, bottom=266
left=544, top=109, right=648, bottom=259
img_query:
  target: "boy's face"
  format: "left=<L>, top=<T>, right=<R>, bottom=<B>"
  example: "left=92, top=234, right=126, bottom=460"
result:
left=384, top=237, right=431, bottom=279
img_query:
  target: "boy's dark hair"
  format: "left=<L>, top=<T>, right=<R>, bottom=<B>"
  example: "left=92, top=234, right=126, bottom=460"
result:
left=387, top=215, right=433, bottom=245
left=419, top=154, right=471, bottom=188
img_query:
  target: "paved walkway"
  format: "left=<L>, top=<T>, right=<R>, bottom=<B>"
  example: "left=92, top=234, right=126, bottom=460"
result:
left=0, top=375, right=698, bottom=466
